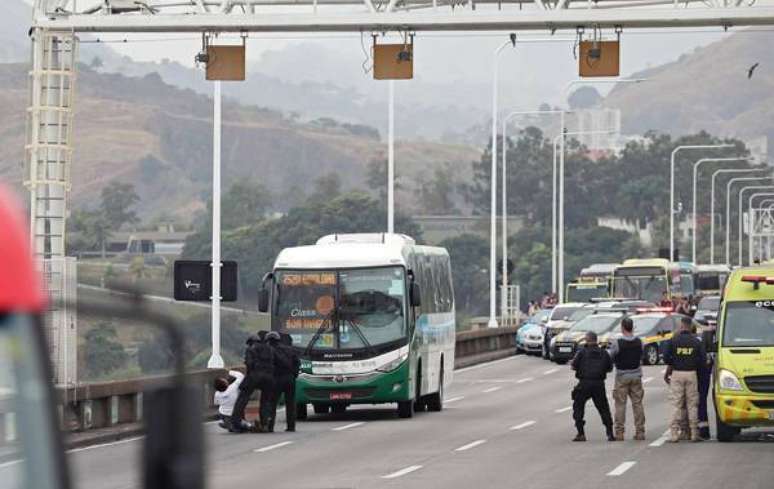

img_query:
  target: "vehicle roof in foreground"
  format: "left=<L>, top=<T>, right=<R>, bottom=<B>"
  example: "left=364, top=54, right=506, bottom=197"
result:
left=723, top=266, right=774, bottom=302
left=274, top=233, right=447, bottom=270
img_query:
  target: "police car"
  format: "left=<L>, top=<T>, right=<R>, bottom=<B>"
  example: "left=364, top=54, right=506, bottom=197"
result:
left=599, top=308, right=701, bottom=365
left=516, top=309, right=551, bottom=355
left=551, top=311, right=625, bottom=364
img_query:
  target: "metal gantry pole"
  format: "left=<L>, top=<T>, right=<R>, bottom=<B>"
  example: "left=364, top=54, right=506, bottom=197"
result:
left=488, top=38, right=513, bottom=328
left=739, top=186, right=774, bottom=266
left=726, top=176, right=772, bottom=266
left=208, top=80, right=225, bottom=369
left=670, top=144, right=733, bottom=262
left=691, top=157, right=750, bottom=264
left=387, top=79, right=395, bottom=234
left=710, top=168, right=765, bottom=264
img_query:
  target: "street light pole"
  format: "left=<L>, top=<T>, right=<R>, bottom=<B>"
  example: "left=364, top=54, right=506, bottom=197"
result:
left=207, top=80, right=224, bottom=369
left=710, top=168, right=766, bottom=264
left=739, top=186, right=774, bottom=266
left=553, top=128, right=615, bottom=303
left=488, top=37, right=515, bottom=329
left=501, top=109, right=564, bottom=321
left=726, top=176, right=772, bottom=265
left=691, top=157, right=750, bottom=264
left=747, top=193, right=774, bottom=264
left=670, top=144, right=734, bottom=262
left=387, top=79, right=395, bottom=234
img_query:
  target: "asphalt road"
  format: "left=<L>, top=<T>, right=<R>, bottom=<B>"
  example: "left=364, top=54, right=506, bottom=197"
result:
left=5, top=354, right=774, bottom=489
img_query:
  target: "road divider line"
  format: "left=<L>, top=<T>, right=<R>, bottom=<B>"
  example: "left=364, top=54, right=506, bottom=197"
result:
left=333, top=422, right=365, bottom=431
left=543, top=368, right=559, bottom=375
left=510, top=420, right=537, bottom=431
left=649, top=430, right=671, bottom=447
left=68, top=436, right=144, bottom=453
left=455, top=439, right=487, bottom=452
left=381, top=465, right=423, bottom=479
left=455, top=355, right=519, bottom=374
left=554, top=406, right=572, bottom=414
left=445, top=396, right=464, bottom=403
left=482, top=386, right=502, bottom=393
left=516, top=377, right=534, bottom=384
left=643, top=377, right=654, bottom=384
left=607, top=461, right=636, bottom=476
left=254, top=441, right=293, bottom=453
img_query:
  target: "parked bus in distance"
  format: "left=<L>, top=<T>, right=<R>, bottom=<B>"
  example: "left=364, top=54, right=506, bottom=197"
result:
left=695, top=264, right=731, bottom=297
left=611, top=258, right=696, bottom=305
left=257, top=233, right=455, bottom=419
left=565, top=280, right=609, bottom=303
left=713, top=267, right=774, bottom=441
left=579, top=263, right=618, bottom=281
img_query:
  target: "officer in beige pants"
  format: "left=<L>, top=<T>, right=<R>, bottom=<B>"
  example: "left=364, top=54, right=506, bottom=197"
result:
left=608, top=317, right=646, bottom=441
left=663, top=316, right=706, bottom=443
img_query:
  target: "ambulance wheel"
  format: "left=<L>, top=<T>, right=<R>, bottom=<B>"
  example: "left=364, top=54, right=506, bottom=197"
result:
left=716, top=416, right=740, bottom=442
left=643, top=345, right=659, bottom=366
left=313, top=403, right=330, bottom=415
left=296, top=403, right=308, bottom=421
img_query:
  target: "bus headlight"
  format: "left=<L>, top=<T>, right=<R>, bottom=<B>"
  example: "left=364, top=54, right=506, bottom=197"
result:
left=377, top=352, right=408, bottom=373
left=718, top=369, right=744, bottom=391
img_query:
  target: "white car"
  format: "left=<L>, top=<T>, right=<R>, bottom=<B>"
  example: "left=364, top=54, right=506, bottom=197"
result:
left=542, top=303, right=587, bottom=359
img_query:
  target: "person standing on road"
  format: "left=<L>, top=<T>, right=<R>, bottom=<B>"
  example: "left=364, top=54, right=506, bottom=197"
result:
left=267, top=333, right=301, bottom=432
left=663, top=316, right=706, bottom=443
left=571, top=331, right=615, bottom=442
left=230, top=332, right=276, bottom=433
left=608, top=317, right=646, bottom=441
left=697, top=325, right=716, bottom=440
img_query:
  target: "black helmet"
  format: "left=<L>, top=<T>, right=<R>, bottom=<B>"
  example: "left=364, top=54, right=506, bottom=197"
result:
left=265, top=331, right=281, bottom=342
left=246, top=334, right=259, bottom=345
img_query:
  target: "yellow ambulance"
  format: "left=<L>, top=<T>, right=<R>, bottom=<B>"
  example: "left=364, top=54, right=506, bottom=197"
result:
left=713, top=267, right=774, bottom=441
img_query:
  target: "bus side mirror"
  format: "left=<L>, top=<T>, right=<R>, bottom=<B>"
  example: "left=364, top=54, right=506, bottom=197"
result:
left=410, top=282, right=422, bottom=308
left=258, top=289, right=269, bottom=313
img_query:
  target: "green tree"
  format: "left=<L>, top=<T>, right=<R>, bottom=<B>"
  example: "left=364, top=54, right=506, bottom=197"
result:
left=100, top=182, right=140, bottom=230
left=366, top=158, right=403, bottom=203
left=439, top=234, right=489, bottom=320
left=417, top=163, right=459, bottom=215
left=84, top=323, right=129, bottom=378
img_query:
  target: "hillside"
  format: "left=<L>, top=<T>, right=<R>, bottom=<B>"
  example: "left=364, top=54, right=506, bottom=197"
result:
left=0, top=63, right=478, bottom=222
left=603, top=29, right=774, bottom=147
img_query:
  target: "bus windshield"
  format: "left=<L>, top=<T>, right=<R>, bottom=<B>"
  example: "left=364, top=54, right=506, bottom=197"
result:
left=723, top=301, right=774, bottom=347
left=567, top=283, right=609, bottom=303
left=273, top=267, right=407, bottom=352
left=696, top=273, right=722, bottom=291
left=612, top=269, right=668, bottom=304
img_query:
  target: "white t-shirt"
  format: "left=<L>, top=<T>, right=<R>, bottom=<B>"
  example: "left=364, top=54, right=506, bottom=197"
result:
left=214, top=370, right=244, bottom=416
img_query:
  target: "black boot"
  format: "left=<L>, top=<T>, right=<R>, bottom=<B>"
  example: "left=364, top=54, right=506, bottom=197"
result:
left=265, top=417, right=275, bottom=433
left=606, top=425, right=616, bottom=442
left=573, top=431, right=586, bottom=442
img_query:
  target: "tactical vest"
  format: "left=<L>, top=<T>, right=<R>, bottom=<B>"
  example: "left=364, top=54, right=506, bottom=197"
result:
left=670, top=331, right=701, bottom=371
left=579, top=347, right=609, bottom=381
left=614, top=337, right=643, bottom=371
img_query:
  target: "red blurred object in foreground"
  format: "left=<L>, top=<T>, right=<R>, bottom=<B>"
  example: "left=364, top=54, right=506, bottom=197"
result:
left=0, top=185, right=46, bottom=312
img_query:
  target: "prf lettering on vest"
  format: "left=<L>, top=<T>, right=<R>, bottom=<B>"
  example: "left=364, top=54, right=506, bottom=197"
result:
left=676, top=347, right=694, bottom=355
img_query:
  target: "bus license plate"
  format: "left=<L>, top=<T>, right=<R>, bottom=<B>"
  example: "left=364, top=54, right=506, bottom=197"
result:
left=559, top=347, right=572, bottom=353
left=330, top=392, right=352, bottom=400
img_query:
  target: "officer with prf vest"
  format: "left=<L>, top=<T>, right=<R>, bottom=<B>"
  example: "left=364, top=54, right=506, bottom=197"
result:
left=570, top=331, right=615, bottom=442
left=663, top=316, right=707, bottom=443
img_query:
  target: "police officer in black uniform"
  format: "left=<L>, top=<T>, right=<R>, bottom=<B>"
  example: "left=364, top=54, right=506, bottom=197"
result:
left=267, top=333, right=301, bottom=432
left=230, top=332, right=276, bottom=433
left=570, top=331, right=615, bottom=442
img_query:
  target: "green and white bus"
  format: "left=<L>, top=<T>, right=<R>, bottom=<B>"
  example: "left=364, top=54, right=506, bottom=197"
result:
left=258, top=233, right=455, bottom=419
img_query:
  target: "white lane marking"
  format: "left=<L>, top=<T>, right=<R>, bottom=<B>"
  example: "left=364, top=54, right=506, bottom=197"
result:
left=649, top=430, right=671, bottom=447
left=455, top=439, right=487, bottom=452
left=510, top=420, right=537, bottom=431
left=382, top=465, right=423, bottom=479
left=607, top=461, right=637, bottom=477
left=482, top=386, right=502, bottom=393
left=455, top=355, right=519, bottom=374
left=333, top=422, right=365, bottom=432
left=68, top=436, right=143, bottom=454
left=543, top=368, right=559, bottom=375
left=517, top=377, right=534, bottom=384
left=254, top=441, right=293, bottom=453
left=0, top=459, right=22, bottom=470
left=445, top=396, right=464, bottom=404
left=554, top=406, right=573, bottom=414
left=643, top=377, right=654, bottom=384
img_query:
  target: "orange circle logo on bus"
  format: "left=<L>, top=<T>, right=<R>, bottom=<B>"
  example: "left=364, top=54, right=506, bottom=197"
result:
left=316, top=295, right=335, bottom=315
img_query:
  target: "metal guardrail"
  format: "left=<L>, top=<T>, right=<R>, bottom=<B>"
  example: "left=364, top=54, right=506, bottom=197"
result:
left=1, top=326, right=520, bottom=441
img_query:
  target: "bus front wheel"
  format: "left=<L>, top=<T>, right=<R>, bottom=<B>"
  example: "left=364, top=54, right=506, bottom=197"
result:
left=398, top=400, right=414, bottom=418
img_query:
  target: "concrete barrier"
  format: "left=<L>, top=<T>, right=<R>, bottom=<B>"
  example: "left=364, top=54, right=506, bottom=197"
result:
left=46, top=326, right=520, bottom=438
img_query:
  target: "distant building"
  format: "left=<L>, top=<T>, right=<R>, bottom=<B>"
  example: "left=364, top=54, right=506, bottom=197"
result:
left=573, top=109, right=622, bottom=151
left=413, top=215, right=524, bottom=244
left=106, top=225, right=193, bottom=256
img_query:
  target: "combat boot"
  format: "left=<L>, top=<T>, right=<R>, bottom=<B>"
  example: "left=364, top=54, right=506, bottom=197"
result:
left=634, top=431, right=646, bottom=441
left=606, top=425, right=616, bottom=442
left=615, top=429, right=625, bottom=442
left=573, top=432, right=587, bottom=442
